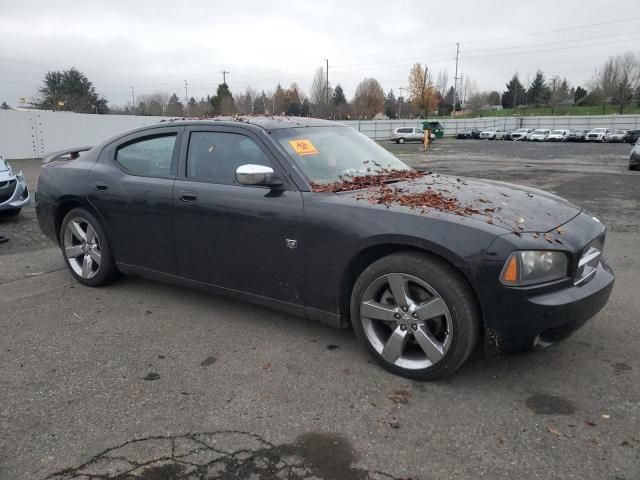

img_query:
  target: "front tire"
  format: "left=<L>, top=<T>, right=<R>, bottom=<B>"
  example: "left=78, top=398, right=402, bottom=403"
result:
left=398, top=137, right=405, bottom=144
left=60, top=207, right=118, bottom=287
left=350, top=252, right=480, bottom=380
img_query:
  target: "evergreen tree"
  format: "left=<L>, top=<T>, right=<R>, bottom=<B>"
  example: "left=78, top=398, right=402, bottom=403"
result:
left=332, top=84, right=347, bottom=106
left=37, top=67, right=108, bottom=113
left=253, top=91, right=268, bottom=114
left=501, top=74, right=527, bottom=108
left=211, top=83, right=235, bottom=114
left=166, top=93, right=184, bottom=116
left=301, top=98, right=310, bottom=117
left=574, top=86, right=587, bottom=105
left=384, top=90, right=397, bottom=119
left=527, top=70, right=548, bottom=106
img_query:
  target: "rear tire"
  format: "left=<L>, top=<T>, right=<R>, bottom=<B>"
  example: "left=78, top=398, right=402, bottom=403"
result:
left=350, top=252, right=480, bottom=380
left=60, top=207, right=118, bottom=287
left=398, top=137, right=405, bottom=144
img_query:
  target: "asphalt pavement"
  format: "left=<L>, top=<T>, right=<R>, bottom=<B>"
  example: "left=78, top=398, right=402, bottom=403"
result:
left=1, top=140, right=638, bottom=479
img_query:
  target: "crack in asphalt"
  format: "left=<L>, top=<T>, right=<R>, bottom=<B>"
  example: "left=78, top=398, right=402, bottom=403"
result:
left=44, top=430, right=407, bottom=480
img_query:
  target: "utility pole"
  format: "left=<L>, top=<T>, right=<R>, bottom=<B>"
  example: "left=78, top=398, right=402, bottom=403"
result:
left=221, top=70, right=229, bottom=84
left=184, top=80, right=189, bottom=116
left=452, top=42, right=460, bottom=117
left=130, top=87, right=135, bottom=115
left=398, top=86, right=404, bottom=118
left=325, top=59, right=329, bottom=118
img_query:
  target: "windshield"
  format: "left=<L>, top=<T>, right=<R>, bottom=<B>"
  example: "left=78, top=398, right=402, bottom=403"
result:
left=514, top=129, right=528, bottom=133
left=533, top=129, right=547, bottom=134
left=551, top=130, right=564, bottom=135
left=273, top=126, right=412, bottom=185
left=592, top=128, right=606, bottom=133
left=0, top=158, right=8, bottom=172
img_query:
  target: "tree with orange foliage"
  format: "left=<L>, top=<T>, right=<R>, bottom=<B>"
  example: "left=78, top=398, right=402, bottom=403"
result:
left=408, top=62, right=437, bottom=117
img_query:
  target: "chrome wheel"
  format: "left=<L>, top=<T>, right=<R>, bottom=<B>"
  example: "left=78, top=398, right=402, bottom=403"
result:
left=360, top=273, right=453, bottom=370
left=63, top=217, right=102, bottom=279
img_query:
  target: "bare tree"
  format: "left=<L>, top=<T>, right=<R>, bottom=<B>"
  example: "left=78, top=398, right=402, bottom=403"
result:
left=309, top=67, right=330, bottom=117
left=435, top=69, right=449, bottom=98
left=235, top=87, right=257, bottom=114
left=138, top=92, right=170, bottom=116
left=352, top=78, right=385, bottom=119
left=466, top=91, right=489, bottom=116
left=548, top=76, right=570, bottom=115
left=616, top=52, right=640, bottom=114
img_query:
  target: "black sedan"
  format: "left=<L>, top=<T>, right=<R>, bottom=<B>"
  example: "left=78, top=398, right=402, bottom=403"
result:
left=36, top=117, right=614, bottom=380
left=456, top=128, right=481, bottom=139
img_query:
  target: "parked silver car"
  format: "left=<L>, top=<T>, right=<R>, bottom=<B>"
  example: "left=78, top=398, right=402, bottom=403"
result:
left=547, top=129, right=570, bottom=142
left=529, top=129, right=550, bottom=141
left=510, top=128, right=532, bottom=141
left=479, top=129, right=496, bottom=140
left=391, top=127, right=423, bottom=144
left=0, top=156, right=30, bottom=216
left=605, top=129, right=630, bottom=143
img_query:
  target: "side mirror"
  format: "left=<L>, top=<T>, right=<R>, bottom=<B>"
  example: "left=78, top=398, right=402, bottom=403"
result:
left=235, top=164, right=280, bottom=186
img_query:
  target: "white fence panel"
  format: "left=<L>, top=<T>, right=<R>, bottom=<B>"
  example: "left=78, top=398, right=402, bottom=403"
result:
left=2, top=110, right=640, bottom=158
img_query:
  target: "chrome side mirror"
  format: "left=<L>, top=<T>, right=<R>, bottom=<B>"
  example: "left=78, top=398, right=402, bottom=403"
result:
left=235, top=164, right=276, bottom=186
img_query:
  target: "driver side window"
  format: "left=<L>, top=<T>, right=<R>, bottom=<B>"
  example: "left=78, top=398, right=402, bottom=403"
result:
left=186, top=131, right=272, bottom=184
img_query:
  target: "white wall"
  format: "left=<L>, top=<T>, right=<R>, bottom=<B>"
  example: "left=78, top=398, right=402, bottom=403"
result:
left=0, top=110, right=174, bottom=159
left=2, top=109, right=640, bottom=158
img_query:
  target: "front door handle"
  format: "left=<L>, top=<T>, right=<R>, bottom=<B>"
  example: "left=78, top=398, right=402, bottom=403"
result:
left=95, top=181, right=109, bottom=191
left=180, top=190, right=198, bottom=203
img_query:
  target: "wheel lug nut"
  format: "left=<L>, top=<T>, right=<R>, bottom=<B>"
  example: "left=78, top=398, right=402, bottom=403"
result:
left=400, top=325, right=407, bottom=331
left=394, top=313, right=401, bottom=319
left=412, top=312, right=418, bottom=318
left=411, top=324, right=418, bottom=331
left=401, top=306, right=408, bottom=312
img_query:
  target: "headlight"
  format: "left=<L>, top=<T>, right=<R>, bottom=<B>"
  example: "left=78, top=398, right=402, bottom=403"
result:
left=500, top=251, right=569, bottom=286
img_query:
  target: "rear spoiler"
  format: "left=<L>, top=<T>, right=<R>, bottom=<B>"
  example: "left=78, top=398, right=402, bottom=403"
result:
left=42, top=146, right=93, bottom=164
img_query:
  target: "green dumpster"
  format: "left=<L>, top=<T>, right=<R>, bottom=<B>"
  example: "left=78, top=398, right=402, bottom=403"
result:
left=422, top=121, right=444, bottom=139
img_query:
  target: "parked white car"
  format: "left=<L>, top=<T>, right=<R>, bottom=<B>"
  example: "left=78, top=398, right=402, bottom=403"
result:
left=547, top=129, right=570, bottom=142
left=479, top=129, right=496, bottom=140
left=390, top=127, right=423, bottom=144
left=494, top=129, right=510, bottom=140
left=510, top=128, right=532, bottom=141
left=0, top=155, right=30, bottom=216
left=529, top=129, right=550, bottom=141
left=586, top=128, right=610, bottom=142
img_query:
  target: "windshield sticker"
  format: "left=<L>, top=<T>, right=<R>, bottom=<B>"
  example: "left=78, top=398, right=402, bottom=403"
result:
left=288, top=139, right=319, bottom=156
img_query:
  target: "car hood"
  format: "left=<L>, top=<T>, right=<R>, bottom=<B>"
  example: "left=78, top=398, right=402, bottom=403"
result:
left=337, top=174, right=581, bottom=234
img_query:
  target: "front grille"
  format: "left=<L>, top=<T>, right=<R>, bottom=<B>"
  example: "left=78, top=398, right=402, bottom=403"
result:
left=574, top=236, right=605, bottom=286
left=0, top=179, right=17, bottom=203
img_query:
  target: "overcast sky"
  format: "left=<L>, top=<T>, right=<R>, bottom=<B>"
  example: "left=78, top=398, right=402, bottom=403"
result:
left=1, top=0, right=639, bottom=107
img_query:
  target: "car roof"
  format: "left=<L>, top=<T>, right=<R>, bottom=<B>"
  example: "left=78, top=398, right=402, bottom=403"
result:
left=142, top=115, right=340, bottom=132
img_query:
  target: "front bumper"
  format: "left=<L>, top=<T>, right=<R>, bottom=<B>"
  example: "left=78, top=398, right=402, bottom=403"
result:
left=484, top=260, right=614, bottom=353
left=0, top=173, right=30, bottom=211
left=630, top=153, right=640, bottom=167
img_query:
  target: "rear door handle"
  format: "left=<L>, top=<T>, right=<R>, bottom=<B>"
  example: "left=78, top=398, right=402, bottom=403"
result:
left=95, top=181, right=109, bottom=191
left=179, top=190, right=198, bottom=203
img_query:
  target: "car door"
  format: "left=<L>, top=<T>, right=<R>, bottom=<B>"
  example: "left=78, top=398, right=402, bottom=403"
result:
left=88, top=126, right=183, bottom=273
left=172, top=125, right=306, bottom=305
